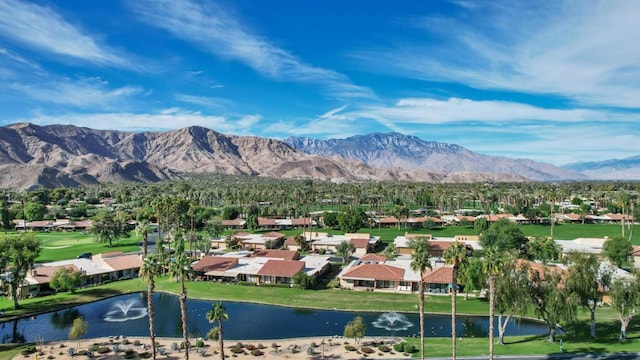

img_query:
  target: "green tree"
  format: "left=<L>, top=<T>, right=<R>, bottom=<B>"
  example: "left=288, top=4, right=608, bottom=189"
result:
left=443, top=241, right=468, bottom=360
left=68, top=317, right=88, bottom=350
left=336, top=240, right=355, bottom=263
left=205, top=218, right=223, bottom=238
left=337, top=207, right=366, bottom=233
left=528, top=236, right=560, bottom=264
left=480, top=219, right=528, bottom=254
left=207, top=302, right=228, bottom=360
left=410, top=237, right=432, bottom=360
left=0, top=199, right=14, bottom=232
left=459, top=257, right=486, bottom=300
left=603, top=236, right=632, bottom=268
left=140, top=254, right=161, bottom=360
left=343, top=316, right=366, bottom=349
left=322, top=211, right=338, bottom=228
left=527, top=266, right=579, bottom=342
left=474, top=217, right=489, bottom=235
left=23, top=201, right=46, bottom=221
left=136, top=219, right=153, bottom=257
left=292, top=270, right=314, bottom=289
left=293, top=234, right=310, bottom=251
left=482, top=247, right=503, bottom=360
left=565, top=252, right=612, bottom=338
left=610, top=274, right=640, bottom=340
left=0, top=233, right=40, bottom=309
left=90, top=210, right=130, bottom=247
left=49, top=267, right=83, bottom=293
left=495, top=258, right=530, bottom=345
left=169, top=242, right=192, bottom=360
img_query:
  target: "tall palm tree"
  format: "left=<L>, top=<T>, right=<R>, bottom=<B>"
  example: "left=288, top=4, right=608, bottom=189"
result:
left=139, top=254, right=161, bottom=360
left=136, top=219, right=153, bottom=257
left=482, top=247, right=504, bottom=360
left=207, top=302, right=229, bottom=360
left=443, top=241, right=469, bottom=360
left=409, top=237, right=432, bottom=360
left=169, top=240, right=192, bottom=360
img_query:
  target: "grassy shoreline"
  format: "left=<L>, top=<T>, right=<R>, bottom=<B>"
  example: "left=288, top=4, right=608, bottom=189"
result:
left=2, top=278, right=640, bottom=358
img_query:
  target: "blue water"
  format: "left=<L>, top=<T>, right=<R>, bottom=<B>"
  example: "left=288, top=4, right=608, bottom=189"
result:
left=0, top=293, right=546, bottom=343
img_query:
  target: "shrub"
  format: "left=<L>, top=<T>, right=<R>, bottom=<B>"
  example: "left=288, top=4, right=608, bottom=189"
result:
left=378, top=344, right=390, bottom=352
left=59, top=344, right=66, bottom=348
left=230, top=343, right=244, bottom=354
left=133, top=340, right=141, bottom=346
left=344, top=344, right=357, bottom=351
left=257, top=343, right=265, bottom=349
left=180, top=341, right=186, bottom=350
left=171, top=343, right=179, bottom=351
left=21, top=346, right=37, bottom=356
left=199, top=349, right=207, bottom=357
left=47, top=356, right=55, bottom=360
left=250, top=349, right=264, bottom=356
left=195, top=339, right=204, bottom=348
left=67, top=347, right=76, bottom=356
left=402, top=342, right=415, bottom=353
left=122, top=339, right=130, bottom=345
left=88, top=345, right=99, bottom=352
left=393, top=343, right=404, bottom=352
left=96, top=346, right=110, bottom=354
left=139, top=352, right=152, bottom=358
left=245, top=344, right=256, bottom=350
left=361, top=347, right=375, bottom=354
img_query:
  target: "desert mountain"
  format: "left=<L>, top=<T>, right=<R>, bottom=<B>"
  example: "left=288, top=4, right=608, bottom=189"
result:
left=285, top=133, right=587, bottom=181
left=0, top=123, right=528, bottom=189
left=563, top=155, right=640, bottom=180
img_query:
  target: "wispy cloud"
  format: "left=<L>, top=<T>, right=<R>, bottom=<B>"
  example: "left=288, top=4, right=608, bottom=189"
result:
left=354, top=1, right=640, bottom=109
left=22, top=108, right=262, bottom=134
left=0, top=0, right=134, bottom=68
left=174, top=94, right=232, bottom=108
left=128, top=0, right=373, bottom=99
left=7, top=77, right=142, bottom=108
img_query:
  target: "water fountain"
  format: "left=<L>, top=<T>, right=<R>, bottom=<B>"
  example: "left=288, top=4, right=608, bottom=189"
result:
left=103, top=299, right=148, bottom=322
left=371, top=312, right=414, bottom=332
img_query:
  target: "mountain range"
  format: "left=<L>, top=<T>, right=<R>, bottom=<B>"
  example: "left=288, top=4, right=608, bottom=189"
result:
left=562, top=155, right=640, bottom=180
left=0, top=123, right=634, bottom=190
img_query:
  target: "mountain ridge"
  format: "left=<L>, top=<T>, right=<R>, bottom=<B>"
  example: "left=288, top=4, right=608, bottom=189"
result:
left=563, top=155, right=640, bottom=180
left=284, top=133, right=586, bottom=181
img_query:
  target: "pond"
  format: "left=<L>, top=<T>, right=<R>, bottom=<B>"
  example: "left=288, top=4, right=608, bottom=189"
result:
left=0, top=293, right=546, bottom=343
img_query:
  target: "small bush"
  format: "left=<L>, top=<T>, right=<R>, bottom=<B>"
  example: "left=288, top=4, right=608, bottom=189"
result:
left=122, top=339, right=130, bottom=345
left=47, top=355, right=55, bottom=360
left=124, top=349, right=136, bottom=359
left=180, top=341, right=186, bottom=350
left=67, top=347, right=76, bottom=357
left=257, top=343, right=265, bottom=349
left=139, top=352, right=152, bottom=358
left=199, top=349, right=207, bottom=357
left=195, top=339, right=204, bottom=348
left=171, top=343, right=179, bottom=351
left=96, top=346, right=110, bottom=354
left=133, top=340, right=141, bottom=346
left=361, top=347, right=375, bottom=354
left=250, top=349, right=263, bottom=356
left=245, top=344, right=256, bottom=351
left=230, top=343, right=244, bottom=354
left=393, top=343, right=404, bottom=352
left=344, top=344, right=357, bottom=351
left=88, top=345, right=99, bottom=352
left=403, top=342, right=416, bottom=353
left=59, top=344, right=66, bottom=348
left=378, top=344, right=390, bottom=352
left=21, top=346, right=37, bottom=356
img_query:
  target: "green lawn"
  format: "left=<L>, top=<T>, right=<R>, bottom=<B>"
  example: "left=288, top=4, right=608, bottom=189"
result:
left=36, top=233, right=142, bottom=263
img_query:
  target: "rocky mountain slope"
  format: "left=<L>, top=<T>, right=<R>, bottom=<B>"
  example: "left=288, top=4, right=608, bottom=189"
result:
left=285, top=133, right=587, bottom=181
left=563, top=155, right=640, bottom=180
left=0, top=123, right=529, bottom=189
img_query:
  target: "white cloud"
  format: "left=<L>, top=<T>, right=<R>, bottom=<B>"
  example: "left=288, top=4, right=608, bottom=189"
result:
left=0, top=0, right=134, bottom=68
left=129, top=0, right=373, bottom=99
left=21, top=108, right=262, bottom=135
left=174, top=94, right=232, bottom=108
left=355, top=1, right=640, bottom=108
left=7, top=77, right=143, bottom=108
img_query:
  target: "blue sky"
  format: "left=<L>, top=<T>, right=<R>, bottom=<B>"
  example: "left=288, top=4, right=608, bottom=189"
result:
left=0, top=0, right=639, bottom=166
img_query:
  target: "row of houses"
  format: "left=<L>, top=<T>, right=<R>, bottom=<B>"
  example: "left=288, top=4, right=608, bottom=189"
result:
left=14, top=251, right=143, bottom=298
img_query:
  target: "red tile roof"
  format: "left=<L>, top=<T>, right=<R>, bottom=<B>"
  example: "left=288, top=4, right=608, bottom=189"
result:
left=192, top=256, right=239, bottom=272
left=30, top=265, right=79, bottom=284
left=359, top=253, right=387, bottom=262
left=258, top=217, right=277, bottom=226
left=102, top=254, right=143, bottom=271
left=252, top=249, right=300, bottom=260
left=379, top=216, right=399, bottom=224
left=291, top=218, right=312, bottom=226
left=257, top=259, right=304, bottom=277
left=262, top=231, right=286, bottom=239
left=422, top=267, right=454, bottom=284
left=342, top=264, right=404, bottom=281
left=351, top=238, right=370, bottom=249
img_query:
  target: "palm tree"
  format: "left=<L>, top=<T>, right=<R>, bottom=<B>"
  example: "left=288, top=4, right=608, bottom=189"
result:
left=136, top=219, right=153, bottom=257
left=139, top=254, right=161, bottom=360
left=483, top=247, right=504, bottom=360
left=169, top=240, right=192, bottom=360
left=409, top=237, right=432, bottom=360
left=443, top=241, right=469, bottom=360
left=207, top=302, right=229, bottom=360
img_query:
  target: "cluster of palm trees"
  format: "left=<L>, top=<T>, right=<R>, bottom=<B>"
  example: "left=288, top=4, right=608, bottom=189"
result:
left=139, top=237, right=229, bottom=360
